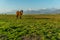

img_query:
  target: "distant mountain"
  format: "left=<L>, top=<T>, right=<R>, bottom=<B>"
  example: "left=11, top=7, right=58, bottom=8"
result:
left=6, top=10, right=17, bottom=14
left=2, top=8, right=60, bottom=14
left=24, top=8, right=60, bottom=14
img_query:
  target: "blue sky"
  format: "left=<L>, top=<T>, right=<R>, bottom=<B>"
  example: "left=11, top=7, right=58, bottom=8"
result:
left=0, top=0, right=60, bottom=13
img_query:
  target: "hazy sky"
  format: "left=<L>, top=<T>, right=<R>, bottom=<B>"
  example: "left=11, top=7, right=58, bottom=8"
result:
left=0, top=0, right=60, bottom=13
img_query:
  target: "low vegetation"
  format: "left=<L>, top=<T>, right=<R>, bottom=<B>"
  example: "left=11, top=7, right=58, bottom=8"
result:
left=0, top=14, right=60, bottom=40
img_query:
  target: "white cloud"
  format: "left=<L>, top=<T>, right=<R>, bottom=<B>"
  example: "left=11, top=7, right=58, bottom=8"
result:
left=28, top=8, right=33, bottom=11
left=0, top=9, right=12, bottom=13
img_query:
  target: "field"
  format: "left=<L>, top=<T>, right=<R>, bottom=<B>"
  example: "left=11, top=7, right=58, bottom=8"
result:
left=0, top=14, right=60, bottom=40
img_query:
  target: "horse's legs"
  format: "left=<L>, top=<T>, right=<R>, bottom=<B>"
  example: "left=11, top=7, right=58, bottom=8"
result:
left=20, top=16, right=21, bottom=19
left=16, top=15, right=18, bottom=19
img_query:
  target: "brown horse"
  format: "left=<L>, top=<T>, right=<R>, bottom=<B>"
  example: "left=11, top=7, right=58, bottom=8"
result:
left=16, top=10, right=23, bottom=19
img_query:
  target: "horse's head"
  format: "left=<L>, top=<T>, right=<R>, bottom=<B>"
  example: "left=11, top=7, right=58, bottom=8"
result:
left=20, top=10, right=23, bottom=13
left=19, top=10, right=23, bottom=15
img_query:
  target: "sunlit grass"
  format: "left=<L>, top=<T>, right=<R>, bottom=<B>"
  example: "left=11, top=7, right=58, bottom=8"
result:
left=0, top=14, right=60, bottom=40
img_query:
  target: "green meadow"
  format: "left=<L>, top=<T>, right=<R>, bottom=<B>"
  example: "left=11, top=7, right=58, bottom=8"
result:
left=0, top=14, right=60, bottom=40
